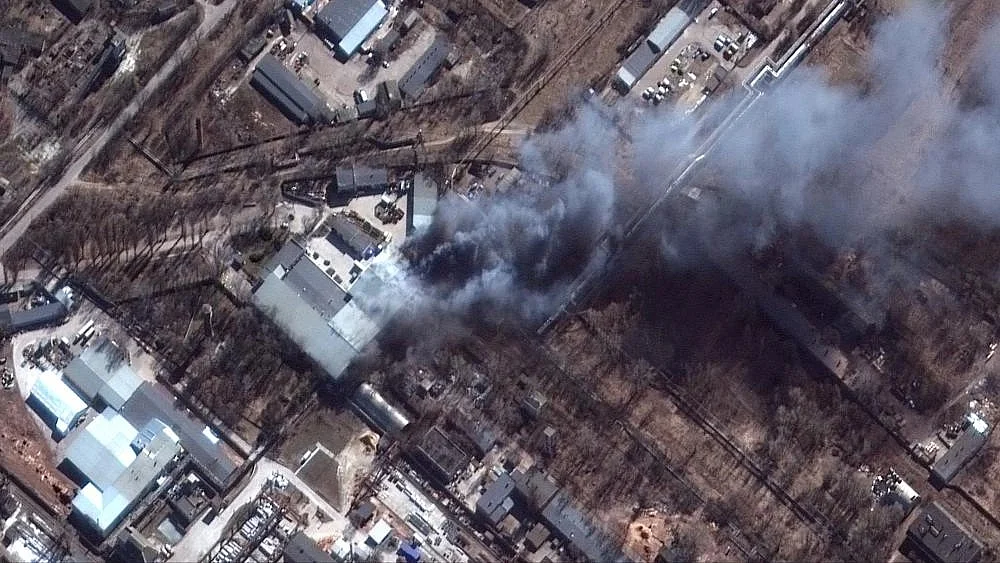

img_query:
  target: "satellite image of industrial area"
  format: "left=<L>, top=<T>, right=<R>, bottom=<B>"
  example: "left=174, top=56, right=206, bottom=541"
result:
left=2, top=0, right=1000, bottom=561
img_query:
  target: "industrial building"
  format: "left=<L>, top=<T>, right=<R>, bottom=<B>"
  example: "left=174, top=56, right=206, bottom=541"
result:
left=252, top=240, right=405, bottom=381
left=333, top=164, right=389, bottom=198
left=352, top=382, right=410, bottom=434
left=904, top=503, right=983, bottom=563
left=251, top=55, right=330, bottom=124
left=61, top=409, right=180, bottom=537
left=120, top=381, right=238, bottom=489
left=315, top=0, right=388, bottom=60
left=0, top=301, right=68, bottom=334
left=327, top=213, right=383, bottom=260
left=399, top=36, right=451, bottom=99
left=412, top=426, right=469, bottom=484
left=613, top=5, right=693, bottom=92
left=406, top=173, right=439, bottom=234
left=62, top=337, right=143, bottom=411
left=27, top=369, right=88, bottom=438
left=931, top=413, right=990, bottom=486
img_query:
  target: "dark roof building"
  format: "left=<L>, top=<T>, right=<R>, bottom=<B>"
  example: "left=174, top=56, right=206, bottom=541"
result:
left=315, top=0, right=388, bottom=59
left=542, top=491, right=624, bottom=562
left=512, top=466, right=558, bottom=511
left=53, top=0, right=93, bottom=23
left=284, top=531, right=335, bottom=563
left=475, top=473, right=515, bottom=526
left=120, top=382, right=238, bottom=489
left=376, top=79, right=402, bottom=116
left=524, top=522, right=551, bottom=552
left=0, top=301, right=68, bottom=335
left=932, top=414, right=990, bottom=486
left=251, top=55, right=327, bottom=124
left=333, top=164, right=389, bottom=197
left=399, top=36, right=451, bottom=99
left=904, top=503, right=983, bottom=563
left=239, top=35, right=268, bottom=63
left=413, top=426, right=469, bottom=484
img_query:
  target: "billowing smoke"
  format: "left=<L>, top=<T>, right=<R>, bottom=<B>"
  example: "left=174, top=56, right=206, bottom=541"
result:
left=401, top=0, right=1000, bottom=328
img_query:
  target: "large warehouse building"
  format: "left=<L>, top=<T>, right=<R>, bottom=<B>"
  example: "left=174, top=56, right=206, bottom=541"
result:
left=253, top=239, right=404, bottom=381
left=315, top=0, right=388, bottom=60
left=251, top=55, right=330, bottom=124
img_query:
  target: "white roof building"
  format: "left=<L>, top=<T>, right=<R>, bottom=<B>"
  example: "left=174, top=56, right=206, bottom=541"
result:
left=63, top=409, right=180, bottom=536
left=27, top=369, right=88, bottom=438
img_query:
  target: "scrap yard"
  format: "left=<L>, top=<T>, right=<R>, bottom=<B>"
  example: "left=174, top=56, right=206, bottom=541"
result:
left=2, top=0, right=1000, bottom=562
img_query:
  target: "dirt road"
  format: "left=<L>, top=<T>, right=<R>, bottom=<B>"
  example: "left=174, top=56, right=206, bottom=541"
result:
left=0, top=0, right=238, bottom=259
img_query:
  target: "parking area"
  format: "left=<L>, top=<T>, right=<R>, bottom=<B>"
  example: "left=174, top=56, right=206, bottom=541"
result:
left=285, top=13, right=438, bottom=110
left=630, top=0, right=756, bottom=110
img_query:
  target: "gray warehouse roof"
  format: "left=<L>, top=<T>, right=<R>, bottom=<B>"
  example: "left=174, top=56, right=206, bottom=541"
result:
left=616, top=42, right=658, bottom=90
left=399, top=36, right=451, bottom=99
left=254, top=240, right=405, bottom=381
left=327, top=214, right=381, bottom=259
left=251, top=55, right=325, bottom=124
left=931, top=415, right=989, bottom=485
left=0, top=301, right=68, bottom=334
left=407, top=173, right=438, bottom=233
left=906, top=503, right=983, bottom=563
left=120, top=382, right=238, bottom=488
left=63, top=337, right=143, bottom=410
left=647, top=7, right=692, bottom=52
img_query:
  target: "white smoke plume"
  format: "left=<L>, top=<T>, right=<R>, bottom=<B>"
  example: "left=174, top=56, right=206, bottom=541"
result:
left=401, top=0, right=1000, bottom=327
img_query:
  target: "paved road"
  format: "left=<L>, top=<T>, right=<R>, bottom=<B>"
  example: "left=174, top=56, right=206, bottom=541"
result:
left=0, top=0, right=238, bottom=258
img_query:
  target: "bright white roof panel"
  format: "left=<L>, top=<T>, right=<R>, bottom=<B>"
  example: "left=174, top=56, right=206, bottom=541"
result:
left=29, top=370, right=87, bottom=437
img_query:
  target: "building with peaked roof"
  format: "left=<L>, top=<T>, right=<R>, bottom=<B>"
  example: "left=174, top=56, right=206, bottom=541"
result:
left=63, top=337, right=143, bottom=410
left=62, top=409, right=180, bottom=537
left=27, top=370, right=88, bottom=438
left=932, top=413, right=990, bottom=486
left=251, top=55, right=328, bottom=124
left=120, top=382, right=237, bottom=489
left=399, top=36, right=451, bottom=99
left=614, top=42, right=658, bottom=92
left=905, top=502, right=983, bottom=563
left=315, top=0, right=388, bottom=59
left=253, top=240, right=406, bottom=381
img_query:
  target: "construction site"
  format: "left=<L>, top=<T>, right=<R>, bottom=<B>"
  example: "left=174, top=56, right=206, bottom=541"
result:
left=2, top=0, right=1000, bottom=561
